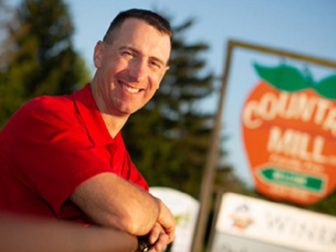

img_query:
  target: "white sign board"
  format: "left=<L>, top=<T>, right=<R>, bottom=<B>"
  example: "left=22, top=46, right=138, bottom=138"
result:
left=212, top=232, right=299, bottom=252
left=150, top=187, right=199, bottom=252
left=213, top=192, right=336, bottom=252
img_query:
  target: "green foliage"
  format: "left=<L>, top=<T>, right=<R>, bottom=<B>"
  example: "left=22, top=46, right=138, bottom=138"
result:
left=305, top=190, right=336, bottom=216
left=0, top=0, right=90, bottom=127
left=254, top=62, right=336, bottom=99
left=123, top=17, right=215, bottom=198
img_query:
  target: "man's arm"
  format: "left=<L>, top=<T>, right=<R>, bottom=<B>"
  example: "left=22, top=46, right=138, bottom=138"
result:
left=0, top=213, right=137, bottom=252
left=70, top=172, right=175, bottom=242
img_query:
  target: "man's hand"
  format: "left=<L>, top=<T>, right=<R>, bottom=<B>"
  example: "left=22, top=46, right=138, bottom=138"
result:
left=156, top=200, right=175, bottom=243
left=137, top=200, right=176, bottom=252
left=148, top=223, right=171, bottom=252
left=140, top=200, right=175, bottom=252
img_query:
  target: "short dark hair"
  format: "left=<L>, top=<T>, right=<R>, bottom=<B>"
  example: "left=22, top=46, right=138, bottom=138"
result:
left=103, top=8, right=173, bottom=45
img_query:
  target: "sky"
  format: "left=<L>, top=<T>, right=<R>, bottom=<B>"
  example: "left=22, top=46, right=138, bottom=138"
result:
left=7, top=0, right=335, bottom=187
left=63, top=0, right=336, bottom=187
left=66, top=0, right=336, bottom=74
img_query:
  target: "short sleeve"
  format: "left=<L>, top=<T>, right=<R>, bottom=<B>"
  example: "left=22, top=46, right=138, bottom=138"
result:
left=124, top=152, right=149, bottom=191
left=7, top=97, right=112, bottom=214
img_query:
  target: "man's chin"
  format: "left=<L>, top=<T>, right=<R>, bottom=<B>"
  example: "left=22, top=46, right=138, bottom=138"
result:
left=117, top=107, right=138, bottom=117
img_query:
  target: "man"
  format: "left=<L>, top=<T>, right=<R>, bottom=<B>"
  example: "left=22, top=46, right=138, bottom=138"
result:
left=0, top=9, right=175, bottom=251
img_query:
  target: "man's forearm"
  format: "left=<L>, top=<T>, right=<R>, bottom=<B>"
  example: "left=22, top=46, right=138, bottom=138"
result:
left=71, top=172, right=163, bottom=235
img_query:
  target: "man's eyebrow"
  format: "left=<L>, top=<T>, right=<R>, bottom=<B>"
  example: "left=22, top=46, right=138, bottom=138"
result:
left=120, top=46, right=167, bottom=66
left=119, top=46, right=136, bottom=53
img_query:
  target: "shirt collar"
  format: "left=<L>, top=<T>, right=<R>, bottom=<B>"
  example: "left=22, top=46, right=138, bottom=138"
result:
left=72, top=83, right=116, bottom=145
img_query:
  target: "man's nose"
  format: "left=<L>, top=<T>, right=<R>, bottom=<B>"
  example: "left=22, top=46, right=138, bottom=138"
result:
left=128, top=59, right=147, bottom=82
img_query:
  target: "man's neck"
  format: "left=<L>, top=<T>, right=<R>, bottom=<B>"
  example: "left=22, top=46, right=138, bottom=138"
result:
left=100, top=112, right=127, bottom=138
left=89, top=81, right=129, bottom=138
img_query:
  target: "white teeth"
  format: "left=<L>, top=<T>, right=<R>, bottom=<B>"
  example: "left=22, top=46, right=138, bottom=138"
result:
left=124, top=85, right=140, bottom=94
left=119, top=80, right=141, bottom=94
left=121, top=83, right=140, bottom=94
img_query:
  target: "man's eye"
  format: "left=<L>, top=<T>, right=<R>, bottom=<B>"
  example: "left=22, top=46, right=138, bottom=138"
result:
left=149, top=60, right=162, bottom=70
left=121, top=50, right=134, bottom=58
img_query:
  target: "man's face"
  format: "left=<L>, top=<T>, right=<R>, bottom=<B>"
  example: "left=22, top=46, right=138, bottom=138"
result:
left=93, top=18, right=171, bottom=117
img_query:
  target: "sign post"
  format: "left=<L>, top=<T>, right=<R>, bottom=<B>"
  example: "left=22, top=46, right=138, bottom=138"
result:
left=194, top=39, right=336, bottom=251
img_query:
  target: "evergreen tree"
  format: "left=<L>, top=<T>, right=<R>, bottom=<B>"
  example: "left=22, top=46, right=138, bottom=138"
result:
left=123, top=17, right=215, bottom=198
left=0, top=0, right=90, bottom=127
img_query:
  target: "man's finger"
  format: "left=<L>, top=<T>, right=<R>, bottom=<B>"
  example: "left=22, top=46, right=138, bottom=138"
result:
left=149, top=223, right=162, bottom=244
left=150, top=233, right=169, bottom=252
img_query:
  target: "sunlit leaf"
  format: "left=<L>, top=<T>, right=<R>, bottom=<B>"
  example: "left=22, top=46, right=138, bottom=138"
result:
left=254, top=63, right=310, bottom=92
left=314, top=74, right=336, bottom=100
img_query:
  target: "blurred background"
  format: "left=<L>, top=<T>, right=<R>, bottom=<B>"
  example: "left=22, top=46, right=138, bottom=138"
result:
left=0, top=0, right=335, bottom=251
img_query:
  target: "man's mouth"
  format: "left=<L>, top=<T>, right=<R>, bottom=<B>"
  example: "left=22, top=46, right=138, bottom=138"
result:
left=125, top=85, right=140, bottom=94
left=120, top=81, right=142, bottom=94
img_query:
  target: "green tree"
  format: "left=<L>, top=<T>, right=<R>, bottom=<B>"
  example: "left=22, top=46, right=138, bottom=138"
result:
left=123, top=17, right=215, bottom=198
left=306, top=191, right=336, bottom=215
left=0, top=0, right=90, bottom=127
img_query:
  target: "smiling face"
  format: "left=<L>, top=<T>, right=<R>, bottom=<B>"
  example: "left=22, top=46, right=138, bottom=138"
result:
left=91, top=18, right=171, bottom=118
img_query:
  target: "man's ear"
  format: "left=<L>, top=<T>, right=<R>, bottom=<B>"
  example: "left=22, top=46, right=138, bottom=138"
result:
left=156, top=66, right=170, bottom=90
left=162, top=65, right=170, bottom=78
left=93, top=41, right=104, bottom=68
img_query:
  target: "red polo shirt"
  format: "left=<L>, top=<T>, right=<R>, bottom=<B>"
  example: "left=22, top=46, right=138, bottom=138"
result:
left=0, top=84, right=148, bottom=222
